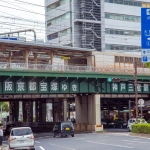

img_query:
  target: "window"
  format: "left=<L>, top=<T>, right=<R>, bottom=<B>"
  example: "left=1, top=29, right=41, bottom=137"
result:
left=105, top=0, right=143, bottom=7
left=47, top=32, right=58, bottom=40
left=105, top=13, right=140, bottom=23
left=11, top=128, right=32, bottom=136
left=105, top=28, right=140, bottom=37
left=47, top=12, right=71, bottom=27
left=105, top=44, right=141, bottom=51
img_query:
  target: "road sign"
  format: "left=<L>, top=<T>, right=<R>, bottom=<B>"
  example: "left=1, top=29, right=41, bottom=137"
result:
left=138, top=99, right=144, bottom=105
left=141, top=8, right=150, bottom=49
left=138, top=104, right=145, bottom=107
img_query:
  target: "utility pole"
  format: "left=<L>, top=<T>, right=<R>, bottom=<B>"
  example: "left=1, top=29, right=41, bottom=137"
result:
left=134, top=61, right=138, bottom=119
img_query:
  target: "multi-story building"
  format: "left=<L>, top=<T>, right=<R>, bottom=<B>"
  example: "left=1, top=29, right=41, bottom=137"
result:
left=45, top=0, right=150, bottom=51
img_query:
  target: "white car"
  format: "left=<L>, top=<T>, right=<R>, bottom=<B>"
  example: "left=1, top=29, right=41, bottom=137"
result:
left=127, top=118, right=147, bottom=131
left=8, top=127, right=35, bottom=150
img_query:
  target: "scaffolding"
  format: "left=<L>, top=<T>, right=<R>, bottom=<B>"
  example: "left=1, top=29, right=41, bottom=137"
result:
left=79, top=0, right=101, bottom=50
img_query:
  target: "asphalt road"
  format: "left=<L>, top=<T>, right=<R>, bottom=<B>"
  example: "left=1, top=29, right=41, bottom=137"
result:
left=2, top=132, right=150, bottom=150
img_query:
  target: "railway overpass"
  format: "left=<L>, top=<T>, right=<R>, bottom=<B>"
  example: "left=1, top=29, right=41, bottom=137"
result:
left=0, top=40, right=150, bottom=132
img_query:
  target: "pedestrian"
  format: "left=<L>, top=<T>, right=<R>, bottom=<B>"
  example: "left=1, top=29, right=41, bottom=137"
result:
left=0, top=124, right=3, bottom=146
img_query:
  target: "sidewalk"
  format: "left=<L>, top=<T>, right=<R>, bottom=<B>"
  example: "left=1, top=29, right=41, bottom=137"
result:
left=130, top=132, right=150, bottom=138
left=1, top=145, right=8, bottom=150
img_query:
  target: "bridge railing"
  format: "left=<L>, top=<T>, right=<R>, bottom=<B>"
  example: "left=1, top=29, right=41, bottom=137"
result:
left=0, top=62, right=150, bottom=75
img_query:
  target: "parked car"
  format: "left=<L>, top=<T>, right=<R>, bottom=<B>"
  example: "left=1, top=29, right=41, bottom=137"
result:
left=8, top=127, right=35, bottom=150
left=127, top=118, right=147, bottom=131
left=109, top=119, right=127, bottom=128
left=53, top=121, right=74, bottom=138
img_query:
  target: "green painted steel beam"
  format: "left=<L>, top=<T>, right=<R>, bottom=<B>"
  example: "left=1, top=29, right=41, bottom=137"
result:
left=0, top=69, right=149, bottom=80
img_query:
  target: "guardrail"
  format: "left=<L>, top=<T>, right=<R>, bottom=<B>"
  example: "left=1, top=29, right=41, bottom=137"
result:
left=0, top=62, right=150, bottom=75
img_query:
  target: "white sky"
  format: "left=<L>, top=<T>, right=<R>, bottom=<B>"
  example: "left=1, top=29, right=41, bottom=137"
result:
left=0, top=0, right=45, bottom=42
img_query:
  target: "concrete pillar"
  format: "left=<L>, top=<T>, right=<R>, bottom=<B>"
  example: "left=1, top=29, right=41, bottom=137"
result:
left=42, top=101, right=46, bottom=122
left=34, top=54, right=37, bottom=64
left=63, top=99, right=67, bottom=121
left=9, top=101, right=14, bottom=121
left=14, top=101, right=19, bottom=122
left=50, top=52, right=54, bottom=65
left=8, top=52, right=12, bottom=63
left=23, top=101, right=33, bottom=122
left=75, top=96, right=82, bottom=123
left=25, top=50, right=28, bottom=68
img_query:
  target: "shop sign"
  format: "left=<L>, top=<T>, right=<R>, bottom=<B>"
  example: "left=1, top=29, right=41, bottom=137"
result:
left=16, top=81, right=26, bottom=93
left=70, top=82, right=79, bottom=93
left=50, top=81, right=59, bottom=93
left=3, top=81, right=14, bottom=93
left=111, top=83, right=118, bottom=92
left=120, top=83, right=126, bottom=93
left=28, top=81, right=38, bottom=93
left=60, top=82, right=69, bottom=93
left=128, top=83, right=134, bottom=93
left=39, top=82, right=48, bottom=93
left=143, top=84, right=149, bottom=92
left=137, top=84, right=142, bottom=93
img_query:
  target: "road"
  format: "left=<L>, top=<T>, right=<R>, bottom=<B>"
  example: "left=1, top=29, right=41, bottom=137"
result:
left=2, top=132, right=150, bottom=150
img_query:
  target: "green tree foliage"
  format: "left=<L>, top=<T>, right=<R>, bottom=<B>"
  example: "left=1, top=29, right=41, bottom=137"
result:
left=145, top=62, right=150, bottom=68
left=0, top=102, right=9, bottom=112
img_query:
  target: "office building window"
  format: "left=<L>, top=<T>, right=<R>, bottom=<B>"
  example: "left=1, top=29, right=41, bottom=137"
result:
left=105, top=13, right=140, bottom=22
left=46, top=0, right=69, bottom=12
left=105, top=29, right=141, bottom=36
left=47, top=12, right=71, bottom=27
left=105, top=0, right=143, bottom=7
left=105, top=44, right=141, bottom=51
left=47, top=32, right=58, bottom=40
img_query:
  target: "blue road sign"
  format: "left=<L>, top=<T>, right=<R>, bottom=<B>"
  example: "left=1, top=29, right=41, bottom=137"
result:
left=141, top=8, right=150, bottom=49
left=142, top=56, right=149, bottom=62
left=142, top=49, right=150, bottom=56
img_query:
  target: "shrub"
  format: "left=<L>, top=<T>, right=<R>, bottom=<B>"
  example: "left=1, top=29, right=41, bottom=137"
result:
left=132, top=124, right=150, bottom=134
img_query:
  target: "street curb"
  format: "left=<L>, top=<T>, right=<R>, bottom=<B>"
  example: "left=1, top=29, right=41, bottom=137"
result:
left=130, top=132, right=150, bottom=138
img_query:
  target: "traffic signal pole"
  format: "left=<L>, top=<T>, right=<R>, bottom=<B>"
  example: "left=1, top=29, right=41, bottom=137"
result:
left=134, top=61, right=138, bottom=119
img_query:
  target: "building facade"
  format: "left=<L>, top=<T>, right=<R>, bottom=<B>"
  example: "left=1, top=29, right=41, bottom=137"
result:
left=45, top=0, right=150, bottom=51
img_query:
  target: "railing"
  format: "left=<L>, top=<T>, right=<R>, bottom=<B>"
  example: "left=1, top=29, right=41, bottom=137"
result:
left=0, top=62, right=150, bottom=75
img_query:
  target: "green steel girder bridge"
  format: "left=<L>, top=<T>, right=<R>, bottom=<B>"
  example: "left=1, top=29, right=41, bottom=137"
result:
left=0, top=64, right=150, bottom=95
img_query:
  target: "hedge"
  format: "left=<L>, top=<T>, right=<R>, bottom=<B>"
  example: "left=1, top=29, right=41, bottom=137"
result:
left=132, top=124, right=150, bottom=134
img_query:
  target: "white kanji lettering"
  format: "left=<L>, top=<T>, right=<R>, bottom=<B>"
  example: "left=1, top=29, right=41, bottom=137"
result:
left=121, top=83, right=126, bottom=91
left=40, top=82, right=47, bottom=91
left=72, top=84, right=77, bottom=91
left=51, top=82, right=58, bottom=91
left=5, top=82, right=12, bottom=91
left=144, top=84, right=149, bottom=91
left=62, top=84, right=67, bottom=91
left=17, top=82, right=25, bottom=91
left=112, top=83, right=118, bottom=91
left=137, top=84, right=141, bottom=92
left=29, top=82, right=36, bottom=91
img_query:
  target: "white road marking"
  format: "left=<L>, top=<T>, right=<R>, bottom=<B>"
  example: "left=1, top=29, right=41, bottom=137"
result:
left=50, top=143, right=76, bottom=150
left=39, top=146, right=45, bottom=150
left=123, top=140, right=149, bottom=144
left=86, top=141, right=134, bottom=149
left=35, top=141, right=41, bottom=143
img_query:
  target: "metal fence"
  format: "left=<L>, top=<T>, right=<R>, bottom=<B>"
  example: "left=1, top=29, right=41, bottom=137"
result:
left=0, top=62, right=150, bottom=75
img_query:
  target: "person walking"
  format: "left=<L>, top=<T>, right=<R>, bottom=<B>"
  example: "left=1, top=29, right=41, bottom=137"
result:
left=0, top=124, right=3, bottom=146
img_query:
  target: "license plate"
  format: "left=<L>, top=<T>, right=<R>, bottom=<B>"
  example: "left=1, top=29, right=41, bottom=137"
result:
left=66, top=128, right=70, bottom=130
left=19, top=141, right=24, bottom=143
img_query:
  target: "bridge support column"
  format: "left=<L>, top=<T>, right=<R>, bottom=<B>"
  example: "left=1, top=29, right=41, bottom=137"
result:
left=75, top=94, right=103, bottom=132
left=25, top=50, right=28, bottom=68
left=9, top=101, right=19, bottom=121
left=23, top=101, right=33, bottom=122
left=63, top=99, right=67, bottom=121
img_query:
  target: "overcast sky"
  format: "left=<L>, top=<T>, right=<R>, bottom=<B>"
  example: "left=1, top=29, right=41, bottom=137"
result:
left=0, top=0, right=45, bottom=41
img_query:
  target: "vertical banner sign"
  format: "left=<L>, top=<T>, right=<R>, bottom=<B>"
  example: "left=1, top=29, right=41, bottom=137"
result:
left=141, top=8, right=150, bottom=62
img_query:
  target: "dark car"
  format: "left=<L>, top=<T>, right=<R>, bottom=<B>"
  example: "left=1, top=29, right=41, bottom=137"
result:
left=111, top=119, right=127, bottom=128
left=53, top=121, right=74, bottom=138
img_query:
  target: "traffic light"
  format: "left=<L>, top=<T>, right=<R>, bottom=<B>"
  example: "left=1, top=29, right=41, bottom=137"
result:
left=112, top=78, right=120, bottom=82
left=107, top=78, right=112, bottom=82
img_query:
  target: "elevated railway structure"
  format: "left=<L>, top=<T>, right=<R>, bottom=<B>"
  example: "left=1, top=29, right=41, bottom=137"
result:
left=0, top=40, right=150, bottom=133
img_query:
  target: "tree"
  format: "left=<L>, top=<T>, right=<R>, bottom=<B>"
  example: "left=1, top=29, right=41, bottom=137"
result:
left=0, top=102, right=9, bottom=112
left=145, top=62, right=150, bottom=68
